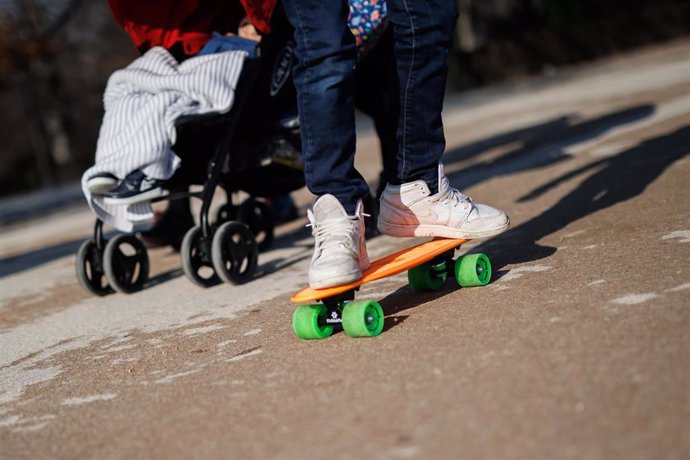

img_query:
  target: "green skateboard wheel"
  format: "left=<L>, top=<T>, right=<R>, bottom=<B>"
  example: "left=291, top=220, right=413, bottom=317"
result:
left=292, top=304, right=333, bottom=339
left=408, top=261, right=447, bottom=291
left=342, top=300, right=384, bottom=337
left=455, top=253, right=492, bottom=287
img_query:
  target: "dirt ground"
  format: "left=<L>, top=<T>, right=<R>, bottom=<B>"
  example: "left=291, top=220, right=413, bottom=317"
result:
left=1, top=40, right=689, bottom=460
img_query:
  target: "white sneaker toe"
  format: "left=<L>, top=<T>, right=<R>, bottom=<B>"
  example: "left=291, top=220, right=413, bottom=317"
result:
left=307, top=195, right=369, bottom=289
left=377, top=163, right=510, bottom=240
left=462, top=204, right=510, bottom=238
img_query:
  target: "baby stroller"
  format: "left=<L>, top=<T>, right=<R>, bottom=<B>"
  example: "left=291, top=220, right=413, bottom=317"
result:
left=76, top=22, right=305, bottom=295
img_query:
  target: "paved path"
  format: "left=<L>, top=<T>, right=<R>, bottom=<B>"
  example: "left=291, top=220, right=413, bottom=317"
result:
left=1, top=40, right=689, bottom=459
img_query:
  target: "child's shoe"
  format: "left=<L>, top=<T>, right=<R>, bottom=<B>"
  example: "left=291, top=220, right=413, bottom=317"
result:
left=86, top=172, right=119, bottom=194
left=378, top=163, right=509, bottom=239
left=307, top=194, right=369, bottom=289
left=102, top=170, right=164, bottom=205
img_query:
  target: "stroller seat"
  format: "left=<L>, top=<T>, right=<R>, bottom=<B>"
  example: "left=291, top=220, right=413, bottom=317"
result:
left=76, top=34, right=305, bottom=296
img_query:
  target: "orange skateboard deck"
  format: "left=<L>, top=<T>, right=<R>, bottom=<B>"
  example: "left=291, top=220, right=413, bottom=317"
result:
left=291, top=237, right=492, bottom=340
left=292, top=237, right=468, bottom=303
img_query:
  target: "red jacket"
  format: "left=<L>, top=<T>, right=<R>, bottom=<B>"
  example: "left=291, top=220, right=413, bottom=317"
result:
left=241, top=0, right=278, bottom=35
left=108, top=0, right=278, bottom=56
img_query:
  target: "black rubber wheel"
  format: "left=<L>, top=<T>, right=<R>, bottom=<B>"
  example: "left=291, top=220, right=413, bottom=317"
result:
left=103, top=234, right=149, bottom=294
left=238, top=198, right=274, bottom=252
left=211, top=221, right=258, bottom=285
left=181, top=226, right=220, bottom=287
left=75, top=239, right=113, bottom=296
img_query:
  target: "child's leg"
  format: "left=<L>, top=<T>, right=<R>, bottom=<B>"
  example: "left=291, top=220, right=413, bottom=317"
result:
left=281, top=0, right=369, bottom=215
left=378, top=0, right=510, bottom=239
left=386, top=0, right=458, bottom=190
left=354, top=28, right=399, bottom=199
left=282, top=0, right=370, bottom=288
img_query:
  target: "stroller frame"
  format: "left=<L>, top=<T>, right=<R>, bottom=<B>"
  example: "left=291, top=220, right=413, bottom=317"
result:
left=77, top=57, right=269, bottom=295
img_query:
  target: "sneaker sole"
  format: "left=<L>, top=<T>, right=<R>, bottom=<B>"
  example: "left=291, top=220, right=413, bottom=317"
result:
left=309, top=269, right=363, bottom=290
left=377, top=219, right=510, bottom=240
left=87, top=178, right=118, bottom=194
left=102, top=188, right=164, bottom=205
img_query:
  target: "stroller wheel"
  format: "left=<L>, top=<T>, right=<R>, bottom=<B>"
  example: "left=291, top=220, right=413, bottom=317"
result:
left=238, top=198, right=274, bottom=252
left=76, top=239, right=114, bottom=296
left=181, top=226, right=221, bottom=287
left=103, top=234, right=149, bottom=294
left=211, top=221, right=258, bottom=285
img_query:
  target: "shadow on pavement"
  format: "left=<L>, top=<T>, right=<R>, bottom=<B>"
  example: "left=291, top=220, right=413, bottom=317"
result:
left=145, top=268, right=184, bottom=289
left=376, top=115, right=689, bottom=328
left=0, top=238, right=84, bottom=278
left=469, top=125, right=690, bottom=271
left=379, top=284, right=454, bottom=333
left=254, top=224, right=313, bottom=280
left=444, top=104, right=655, bottom=189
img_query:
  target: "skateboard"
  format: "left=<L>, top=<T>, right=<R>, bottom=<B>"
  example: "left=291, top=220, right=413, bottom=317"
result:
left=290, top=238, right=493, bottom=340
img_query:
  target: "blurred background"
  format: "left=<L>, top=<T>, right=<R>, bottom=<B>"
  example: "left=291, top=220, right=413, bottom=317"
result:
left=0, top=0, right=688, bottom=199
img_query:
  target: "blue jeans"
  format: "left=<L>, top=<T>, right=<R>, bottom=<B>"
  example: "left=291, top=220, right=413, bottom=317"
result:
left=282, top=0, right=458, bottom=214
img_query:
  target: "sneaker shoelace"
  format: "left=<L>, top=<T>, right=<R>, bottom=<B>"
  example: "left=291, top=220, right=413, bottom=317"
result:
left=308, top=211, right=369, bottom=251
left=431, top=176, right=473, bottom=209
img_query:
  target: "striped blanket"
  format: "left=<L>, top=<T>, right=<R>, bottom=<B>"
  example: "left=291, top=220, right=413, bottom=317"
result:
left=81, top=46, right=247, bottom=232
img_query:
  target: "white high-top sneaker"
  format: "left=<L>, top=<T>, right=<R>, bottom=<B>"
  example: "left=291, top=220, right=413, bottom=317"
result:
left=307, top=194, right=370, bottom=289
left=378, top=164, right=510, bottom=239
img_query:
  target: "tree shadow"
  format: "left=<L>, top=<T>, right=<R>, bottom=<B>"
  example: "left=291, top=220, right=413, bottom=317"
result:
left=254, top=252, right=312, bottom=280
left=368, top=121, right=688, bottom=332
left=468, top=125, right=690, bottom=270
left=253, top=224, right=312, bottom=279
left=444, top=104, right=655, bottom=189
left=0, top=238, right=85, bottom=278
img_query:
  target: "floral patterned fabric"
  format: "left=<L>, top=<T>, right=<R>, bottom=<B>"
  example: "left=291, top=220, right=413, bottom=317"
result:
left=348, top=0, right=388, bottom=56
